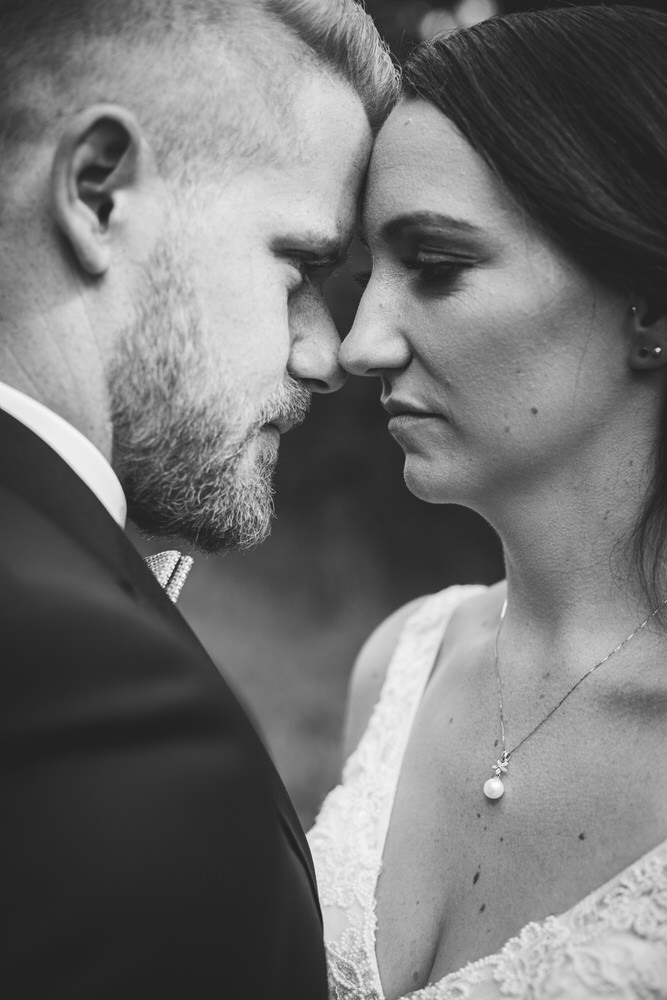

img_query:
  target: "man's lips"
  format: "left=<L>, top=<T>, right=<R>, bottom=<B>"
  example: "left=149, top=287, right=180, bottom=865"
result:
left=258, top=381, right=311, bottom=437
left=264, top=417, right=298, bottom=434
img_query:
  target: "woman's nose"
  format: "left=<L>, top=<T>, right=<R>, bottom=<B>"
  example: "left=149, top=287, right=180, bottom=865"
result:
left=340, top=281, right=410, bottom=377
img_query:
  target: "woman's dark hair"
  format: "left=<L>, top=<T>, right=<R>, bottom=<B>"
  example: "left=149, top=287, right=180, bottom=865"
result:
left=403, top=5, right=667, bottom=606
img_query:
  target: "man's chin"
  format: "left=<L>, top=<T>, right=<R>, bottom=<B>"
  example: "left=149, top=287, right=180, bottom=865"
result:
left=130, top=497, right=274, bottom=555
left=120, top=421, right=280, bottom=554
left=127, top=456, right=277, bottom=554
left=185, top=514, right=274, bottom=555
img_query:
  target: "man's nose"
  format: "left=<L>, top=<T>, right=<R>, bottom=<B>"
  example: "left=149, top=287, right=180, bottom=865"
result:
left=288, top=307, right=347, bottom=394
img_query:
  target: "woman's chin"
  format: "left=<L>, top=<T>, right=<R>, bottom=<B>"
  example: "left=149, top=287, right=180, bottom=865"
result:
left=403, top=460, right=453, bottom=504
left=401, top=448, right=484, bottom=506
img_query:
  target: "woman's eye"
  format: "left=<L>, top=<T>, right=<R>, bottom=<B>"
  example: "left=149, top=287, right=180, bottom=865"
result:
left=406, top=252, right=466, bottom=287
left=349, top=252, right=470, bottom=293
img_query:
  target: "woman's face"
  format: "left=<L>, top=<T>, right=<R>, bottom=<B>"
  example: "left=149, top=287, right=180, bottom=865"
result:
left=340, top=100, right=632, bottom=510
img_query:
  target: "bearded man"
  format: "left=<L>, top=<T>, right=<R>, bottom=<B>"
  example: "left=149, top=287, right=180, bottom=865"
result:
left=0, top=1, right=397, bottom=996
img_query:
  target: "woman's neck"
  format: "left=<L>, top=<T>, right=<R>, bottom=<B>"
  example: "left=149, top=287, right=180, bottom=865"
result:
left=478, top=450, right=666, bottom=679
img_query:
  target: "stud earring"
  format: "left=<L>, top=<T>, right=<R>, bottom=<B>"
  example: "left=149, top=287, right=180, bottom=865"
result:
left=630, top=304, right=638, bottom=316
left=638, top=345, right=662, bottom=358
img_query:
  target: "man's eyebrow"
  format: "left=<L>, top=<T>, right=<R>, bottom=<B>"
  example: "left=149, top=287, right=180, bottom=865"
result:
left=274, top=229, right=350, bottom=264
left=382, top=211, right=484, bottom=242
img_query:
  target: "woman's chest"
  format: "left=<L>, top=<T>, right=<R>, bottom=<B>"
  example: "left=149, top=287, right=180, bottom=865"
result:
left=372, top=672, right=667, bottom=1000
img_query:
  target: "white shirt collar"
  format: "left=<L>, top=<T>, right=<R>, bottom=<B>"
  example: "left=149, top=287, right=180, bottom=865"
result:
left=0, top=381, right=127, bottom=527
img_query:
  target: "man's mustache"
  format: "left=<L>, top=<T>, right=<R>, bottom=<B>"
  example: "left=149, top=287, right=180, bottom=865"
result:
left=256, top=377, right=312, bottom=433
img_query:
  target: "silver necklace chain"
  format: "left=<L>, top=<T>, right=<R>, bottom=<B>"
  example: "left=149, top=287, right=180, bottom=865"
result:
left=483, top=595, right=667, bottom=801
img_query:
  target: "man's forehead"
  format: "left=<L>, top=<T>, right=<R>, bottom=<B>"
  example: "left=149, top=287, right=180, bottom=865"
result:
left=260, top=82, right=370, bottom=249
left=289, top=76, right=371, bottom=166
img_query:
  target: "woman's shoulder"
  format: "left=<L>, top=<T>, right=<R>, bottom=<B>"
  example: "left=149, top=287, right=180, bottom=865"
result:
left=343, top=583, right=502, bottom=757
left=342, top=596, right=427, bottom=758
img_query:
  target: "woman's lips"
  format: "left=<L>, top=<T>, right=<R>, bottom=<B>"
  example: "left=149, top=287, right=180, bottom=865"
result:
left=388, top=411, right=438, bottom=428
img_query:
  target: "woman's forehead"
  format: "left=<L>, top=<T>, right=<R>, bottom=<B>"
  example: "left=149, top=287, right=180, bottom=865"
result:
left=363, top=99, right=520, bottom=239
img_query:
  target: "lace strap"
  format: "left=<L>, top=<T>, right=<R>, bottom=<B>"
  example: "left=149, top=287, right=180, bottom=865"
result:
left=396, top=584, right=488, bottom=704
left=344, top=586, right=487, bottom=843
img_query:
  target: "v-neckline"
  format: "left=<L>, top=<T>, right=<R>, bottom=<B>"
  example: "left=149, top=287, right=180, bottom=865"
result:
left=368, top=585, right=667, bottom=1000
left=371, top=586, right=486, bottom=999
left=390, top=832, right=667, bottom=1000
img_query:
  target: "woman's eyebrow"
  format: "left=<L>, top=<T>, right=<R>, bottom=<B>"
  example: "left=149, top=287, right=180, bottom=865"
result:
left=382, top=211, right=484, bottom=242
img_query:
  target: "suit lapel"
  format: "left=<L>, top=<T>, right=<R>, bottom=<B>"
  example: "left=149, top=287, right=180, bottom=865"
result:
left=0, top=408, right=321, bottom=908
left=0, top=408, right=198, bottom=631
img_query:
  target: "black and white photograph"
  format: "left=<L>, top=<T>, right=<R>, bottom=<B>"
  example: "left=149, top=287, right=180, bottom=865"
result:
left=2, top=1, right=667, bottom=997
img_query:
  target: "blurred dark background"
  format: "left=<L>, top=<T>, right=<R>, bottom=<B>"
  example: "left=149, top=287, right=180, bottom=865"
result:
left=134, top=0, right=667, bottom=826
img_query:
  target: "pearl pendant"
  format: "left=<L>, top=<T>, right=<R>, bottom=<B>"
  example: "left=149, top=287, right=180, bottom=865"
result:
left=484, top=751, right=510, bottom=800
left=483, top=776, right=505, bottom=799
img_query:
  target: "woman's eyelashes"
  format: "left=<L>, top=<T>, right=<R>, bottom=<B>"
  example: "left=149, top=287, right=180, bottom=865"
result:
left=405, top=250, right=468, bottom=289
left=352, top=248, right=472, bottom=292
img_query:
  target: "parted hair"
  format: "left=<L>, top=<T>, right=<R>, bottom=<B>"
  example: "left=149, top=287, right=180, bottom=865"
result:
left=402, top=5, right=667, bottom=606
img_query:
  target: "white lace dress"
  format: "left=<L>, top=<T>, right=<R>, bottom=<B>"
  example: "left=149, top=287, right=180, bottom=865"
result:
left=308, top=586, right=667, bottom=1000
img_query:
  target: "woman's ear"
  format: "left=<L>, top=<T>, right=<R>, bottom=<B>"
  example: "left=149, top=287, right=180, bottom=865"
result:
left=50, top=103, right=157, bottom=276
left=628, top=299, right=667, bottom=371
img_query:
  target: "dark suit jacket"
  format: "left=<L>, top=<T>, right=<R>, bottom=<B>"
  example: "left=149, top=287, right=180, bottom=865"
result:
left=0, top=408, right=327, bottom=999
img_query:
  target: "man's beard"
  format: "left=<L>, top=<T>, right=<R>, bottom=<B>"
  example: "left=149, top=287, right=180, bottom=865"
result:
left=108, top=241, right=310, bottom=553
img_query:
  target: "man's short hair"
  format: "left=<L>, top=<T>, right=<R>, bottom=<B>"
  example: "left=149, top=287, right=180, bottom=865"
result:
left=263, top=0, right=398, bottom=133
left=0, top=0, right=398, bottom=183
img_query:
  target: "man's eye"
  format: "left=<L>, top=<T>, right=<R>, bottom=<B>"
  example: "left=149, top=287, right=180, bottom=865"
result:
left=352, top=270, right=371, bottom=289
left=288, top=256, right=340, bottom=291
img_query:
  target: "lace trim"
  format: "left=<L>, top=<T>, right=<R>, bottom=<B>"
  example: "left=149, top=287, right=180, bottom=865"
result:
left=310, top=587, right=483, bottom=1000
left=400, top=838, right=667, bottom=999
left=326, top=935, right=383, bottom=1000
left=310, top=584, right=667, bottom=1000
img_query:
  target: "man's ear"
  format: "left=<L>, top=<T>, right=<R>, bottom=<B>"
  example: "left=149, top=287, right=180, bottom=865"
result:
left=628, top=298, right=667, bottom=371
left=50, top=104, right=157, bottom=276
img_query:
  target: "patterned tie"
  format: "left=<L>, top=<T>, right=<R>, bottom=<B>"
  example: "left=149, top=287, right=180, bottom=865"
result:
left=144, top=550, right=194, bottom=603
